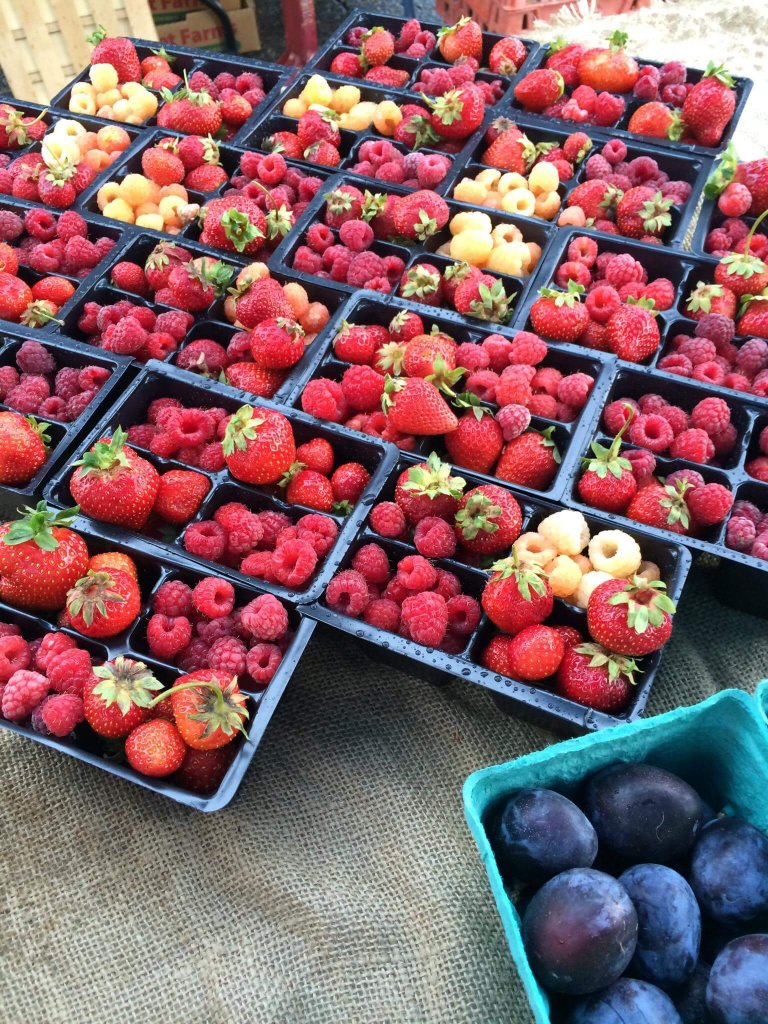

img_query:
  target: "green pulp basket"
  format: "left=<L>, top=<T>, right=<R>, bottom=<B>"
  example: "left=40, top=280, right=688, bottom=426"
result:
left=462, top=682, right=768, bottom=1024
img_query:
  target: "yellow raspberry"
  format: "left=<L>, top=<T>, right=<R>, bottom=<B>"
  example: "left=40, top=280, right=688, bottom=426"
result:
left=119, top=174, right=153, bottom=207
left=69, top=93, right=96, bottom=116
left=96, top=181, right=120, bottom=210
left=450, top=210, right=492, bottom=236
left=450, top=230, right=493, bottom=266
left=572, top=571, right=614, bottom=609
left=283, top=97, right=308, bottom=118
left=546, top=555, right=583, bottom=598
left=486, top=242, right=530, bottom=276
left=342, top=101, right=377, bottom=130
left=90, top=63, right=119, bottom=91
left=300, top=74, right=333, bottom=106
left=501, top=188, right=536, bottom=216
left=373, top=101, right=402, bottom=135
left=534, top=190, right=562, bottom=220
left=528, top=161, right=559, bottom=194
left=498, top=172, right=528, bottom=194
left=588, top=530, right=642, bottom=578
left=102, top=198, right=135, bottom=223
left=636, top=560, right=661, bottom=583
left=513, top=532, right=557, bottom=567
left=475, top=168, right=502, bottom=189
left=491, top=223, right=523, bottom=246
left=537, top=510, right=590, bottom=556
left=453, top=178, right=487, bottom=205
left=330, top=85, right=361, bottom=114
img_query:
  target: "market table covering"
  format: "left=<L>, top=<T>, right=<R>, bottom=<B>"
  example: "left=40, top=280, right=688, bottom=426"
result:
left=3, top=1, right=768, bottom=1022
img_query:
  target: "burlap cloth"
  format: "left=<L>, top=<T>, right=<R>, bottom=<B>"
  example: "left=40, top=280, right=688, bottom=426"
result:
left=3, top=4, right=768, bottom=1022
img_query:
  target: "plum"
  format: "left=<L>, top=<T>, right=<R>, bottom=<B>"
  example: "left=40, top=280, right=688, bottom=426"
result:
left=675, top=963, right=713, bottom=1024
left=619, top=863, right=701, bottom=988
left=689, top=819, right=768, bottom=925
left=491, top=788, right=598, bottom=884
left=585, top=763, right=705, bottom=864
left=706, top=934, right=768, bottom=1023
left=522, top=868, right=637, bottom=995
left=569, top=977, right=683, bottom=1023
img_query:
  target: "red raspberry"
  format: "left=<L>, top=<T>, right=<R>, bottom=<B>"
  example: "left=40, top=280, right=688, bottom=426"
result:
left=147, top=614, right=193, bottom=659
left=432, top=568, right=461, bottom=601
left=642, top=278, right=675, bottom=310
left=446, top=594, right=481, bottom=636
left=400, top=591, right=448, bottom=646
left=628, top=413, right=674, bottom=453
left=760, top=425, right=768, bottom=456
left=0, top=634, right=30, bottom=682
left=658, top=405, right=689, bottom=437
left=339, top=219, right=374, bottom=252
left=246, top=644, right=283, bottom=687
left=0, top=365, right=19, bottom=399
left=271, top=538, right=318, bottom=587
left=347, top=252, right=386, bottom=288
left=296, top=513, right=338, bottom=557
left=747, top=457, right=768, bottom=482
left=412, top=517, right=455, bottom=559
left=225, top=516, right=263, bottom=559
left=585, top=284, right=621, bottom=323
left=686, top=483, right=733, bottom=526
left=691, top=396, right=731, bottom=436
left=692, top=361, right=727, bottom=387
left=341, top=364, right=385, bottom=412
left=240, top=551, right=275, bottom=581
left=678, top=337, right=717, bottom=365
left=306, top=223, right=334, bottom=253
left=351, top=543, right=391, bottom=585
left=2, top=669, right=48, bottom=720
left=529, top=394, right=559, bottom=418
left=667, top=468, right=705, bottom=491
left=593, top=91, right=625, bottom=126
left=465, top=370, right=499, bottom=403
left=736, top=339, right=768, bottom=377
left=326, top=569, right=370, bottom=617
left=183, top=521, right=227, bottom=561
left=604, top=254, right=644, bottom=288
left=508, top=331, right=547, bottom=365
left=208, top=636, right=248, bottom=677
left=34, top=693, right=84, bottom=737
left=370, top=501, right=406, bottom=538
left=625, top=448, right=656, bottom=486
left=496, top=403, right=531, bottom=441
left=726, top=516, right=757, bottom=552
left=33, top=632, right=74, bottom=673
left=724, top=372, right=751, bottom=392
left=658, top=353, right=692, bottom=377
left=255, top=510, right=292, bottom=549
left=24, top=208, right=57, bottom=240
left=556, top=260, right=591, bottom=289
left=637, top=394, right=667, bottom=414
left=153, top=579, right=194, bottom=618
left=530, top=366, right=562, bottom=398
left=711, top=422, right=738, bottom=458
left=557, top=372, right=593, bottom=409
left=397, top=554, right=437, bottom=592
left=301, top=378, right=349, bottom=422
left=195, top=615, right=238, bottom=646
left=567, top=235, right=598, bottom=266
left=192, top=577, right=235, bottom=618
left=670, top=428, right=715, bottom=464
left=16, top=339, right=56, bottom=374
left=240, top=594, right=289, bottom=641
left=363, top=598, right=401, bottom=632
left=47, top=647, right=92, bottom=695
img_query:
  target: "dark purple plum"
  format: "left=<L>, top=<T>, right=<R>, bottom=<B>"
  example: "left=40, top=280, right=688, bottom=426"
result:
left=569, top=978, right=683, bottom=1023
left=689, top=819, right=768, bottom=925
left=619, top=864, right=701, bottom=989
left=675, top=963, right=713, bottom=1024
left=585, top=764, right=705, bottom=864
left=491, top=788, right=598, bottom=884
left=706, top=934, right=768, bottom=1023
left=522, top=868, right=637, bottom=995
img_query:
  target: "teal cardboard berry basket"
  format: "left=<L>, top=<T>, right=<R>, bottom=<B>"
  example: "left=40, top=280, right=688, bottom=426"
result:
left=462, top=682, right=768, bottom=1024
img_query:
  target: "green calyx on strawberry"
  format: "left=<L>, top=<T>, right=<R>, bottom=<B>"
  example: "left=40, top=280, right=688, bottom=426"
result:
left=91, top=656, right=164, bottom=715
left=686, top=281, right=725, bottom=315
left=704, top=141, right=738, bottom=198
left=547, top=36, right=569, bottom=54
left=606, top=577, right=677, bottom=634
left=72, top=425, right=130, bottom=476
left=161, top=71, right=213, bottom=108
left=702, top=62, right=735, bottom=87
left=582, top=403, right=634, bottom=479
left=404, top=114, right=440, bottom=150
left=429, top=89, right=470, bottom=127
left=145, top=241, right=183, bottom=275
left=23, top=415, right=51, bottom=448
left=539, top=279, right=585, bottom=308
left=608, top=30, right=629, bottom=51
left=538, top=424, right=561, bottom=464
left=21, top=300, right=63, bottom=328
left=1, top=500, right=78, bottom=551
left=150, top=45, right=175, bottom=63
left=657, top=478, right=692, bottom=529
left=278, top=460, right=306, bottom=488
left=66, top=570, right=125, bottom=627
left=437, top=14, right=472, bottom=39
left=0, top=107, right=45, bottom=147
left=411, top=209, right=441, bottom=241
left=401, top=451, right=465, bottom=502
left=639, top=191, right=673, bottom=233
left=400, top=264, right=440, bottom=299
left=189, top=258, right=234, bottom=296
left=375, top=340, right=407, bottom=374
left=453, top=391, right=489, bottom=422
left=221, top=404, right=265, bottom=457
left=488, top=549, right=548, bottom=602
left=218, top=208, right=264, bottom=252
left=455, top=491, right=502, bottom=540
left=625, top=294, right=659, bottom=315
left=468, top=278, right=513, bottom=321
left=425, top=355, right=465, bottom=395
left=360, top=190, right=387, bottom=221
left=573, top=642, right=639, bottom=685
left=265, top=204, right=293, bottom=240
left=719, top=208, right=768, bottom=279
left=152, top=676, right=249, bottom=740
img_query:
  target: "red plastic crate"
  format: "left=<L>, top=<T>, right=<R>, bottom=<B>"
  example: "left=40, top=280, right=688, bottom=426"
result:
left=434, top=0, right=649, bottom=35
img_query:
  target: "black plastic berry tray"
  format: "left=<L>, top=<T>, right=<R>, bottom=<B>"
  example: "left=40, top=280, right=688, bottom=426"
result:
left=302, top=451, right=691, bottom=734
left=445, top=112, right=712, bottom=249
left=0, top=327, right=134, bottom=505
left=50, top=39, right=289, bottom=139
left=690, top=179, right=762, bottom=257
left=285, top=289, right=613, bottom=503
left=505, top=48, right=753, bottom=158
left=43, top=360, right=398, bottom=605
left=0, top=508, right=316, bottom=812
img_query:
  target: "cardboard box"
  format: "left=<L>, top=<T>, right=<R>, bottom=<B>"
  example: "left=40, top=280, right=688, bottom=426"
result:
left=153, top=0, right=260, bottom=53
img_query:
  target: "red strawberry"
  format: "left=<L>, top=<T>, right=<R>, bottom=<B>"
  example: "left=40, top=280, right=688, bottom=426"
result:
left=737, top=296, right=768, bottom=338
left=489, top=37, right=527, bottom=76
left=199, top=196, right=266, bottom=254
left=323, top=185, right=365, bottom=227
left=400, top=263, right=443, bottom=306
left=225, top=363, right=285, bottom=397
left=454, top=484, right=522, bottom=554
left=627, top=102, right=683, bottom=141
left=529, top=282, right=589, bottom=342
left=173, top=744, right=235, bottom=794
left=167, top=258, right=233, bottom=311
left=577, top=411, right=637, bottom=513
left=401, top=332, right=457, bottom=382
left=682, top=64, right=736, bottom=147
left=453, top=273, right=512, bottom=323
left=165, top=669, right=248, bottom=751
left=514, top=69, right=564, bottom=113
left=615, top=188, right=673, bottom=238
left=87, top=27, right=140, bottom=82
left=714, top=223, right=768, bottom=297
left=625, top=480, right=690, bottom=534
left=438, top=17, right=482, bottom=63
left=734, top=158, right=768, bottom=215
left=506, top=624, right=566, bottom=680
left=185, top=164, right=229, bottom=192
left=394, top=453, right=466, bottom=525
left=158, top=83, right=222, bottom=135
left=0, top=502, right=88, bottom=612
left=444, top=409, right=504, bottom=475
left=556, top=643, right=637, bottom=712
left=154, top=470, right=211, bottom=525
left=361, top=27, right=395, bottom=67
left=587, top=576, right=676, bottom=655
left=125, top=719, right=187, bottom=778
left=383, top=376, right=458, bottom=434
left=234, top=277, right=294, bottom=329
left=222, top=404, right=296, bottom=485
left=83, top=656, right=162, bottom=738
left=566, top=180, right=621, bottom=220
left=0, top=272, right=33, bottom=321
left=70, top=428, right=160, bottom=530
left=282, top=465, right=334, bottom=512
left=482, top=127, right=530, bottom=174
left=297, top=109, right=341, bottom=149
left=393, top=190, right=450, bottom=241
left=0, top=411, right=48, bottom=485
left=303, top=141, right=340, bottom=167
left=495, top=428, right=560, bottom=491
left=141, top=146, right=185, bottom=186
left=577, top=32, right=640, bottom=93
left=335, top=322, right=390, bottom=364
left=605, top=302, right=661, bottom=361
left=220, top=92, right=252, bottom=129
left=265, top=131, right=302, bottom=159
left=685, top=281, right=737, bottom=320
left=430, top=86, right=486, bottom=140
left=331, top=462, right=370, bottom=506
left=481, top=551, right=553, bottom=634
left=250, top=317, right=305, bottom=369
left=66, top=568, right=141, bottom=638
left=144, top=241, right=191, bottom=290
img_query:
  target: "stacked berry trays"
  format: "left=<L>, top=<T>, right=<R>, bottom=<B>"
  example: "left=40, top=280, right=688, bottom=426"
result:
left=0, top=511, right=315, bottom=811
left=303, top=452, right=691, bottom=734
left=44, top=362, right=398, bottom=605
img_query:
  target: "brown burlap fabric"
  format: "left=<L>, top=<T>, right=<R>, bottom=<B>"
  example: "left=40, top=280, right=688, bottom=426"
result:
left=4, top=3, right=768, bottom=1021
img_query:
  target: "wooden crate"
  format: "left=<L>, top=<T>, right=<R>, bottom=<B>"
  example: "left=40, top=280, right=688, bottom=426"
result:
left=0, top=0, right=159, bottom=105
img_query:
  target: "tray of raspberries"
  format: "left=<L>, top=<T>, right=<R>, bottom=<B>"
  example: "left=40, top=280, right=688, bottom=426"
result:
left=693, top=144, right=768, bottom=255
left=44, top=362, right=398, bottom=604
left=306, top=450, right=690, bottom=733
left=289, top=291, right=609, bottom=499
left=0, top=332, right=129, bottom=498
left=510, top=35, right=751, bottom=154
left=0, top=501, right=315, bottom=810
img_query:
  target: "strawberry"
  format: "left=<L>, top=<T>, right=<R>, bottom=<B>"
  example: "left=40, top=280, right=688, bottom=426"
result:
left=141, top=146, right=185, bottom=186
left=482, top=127, right=531, bottom=174
left=336, top=322, right=390, bottom=364
left=556, top=643, right=637, bottom=712
left=361, top=27, right=395, bottom=67
left=144, top=241, right=191, bottom=290
left=282, top=465, right=334, bottom=512
left=0, top=411, right=48, bottom=485
left=444, top=408, right=503, bottom=475
left=297, top=109, right=341, bottom=150
left=235, top=277, right=294, bottom=328
left=481, top=551, right=553, bottom=634
left=162, top=669, right=248, bottom=750
left=0, top=502, right=88, bottom=611
left=495, top=427, right=560, bottom=491
left=199, top=196, right=266, bottom=255
left=400, top=263, right=443, bottom=306
left=154, top=469, right=211, bottom=525
left=174, top=744, right=235, bottom=794
left=220, top=92, right=252, bottom=129
left=265, top=131, right=302, bottom=159
left=331, top=462, right=370, bottom=506
left=545, top=41, right=587, bottom=87
left=587, top=576, right=676, bottom=655
left=514, top=69, right=564, bottom=113
left=388, top=310, right=424, bottom=345
left=505, top=624, right=566, bottom=680
left=0, top=105, right=46, bottom=149
left=70, top=427, right=160, bottom=530
left=250, top=317, right=305, bottom=369
left=627, top=102, right=683, bottom=141
left=685, top=281, right=737, bottom=320
left=442, top=261, right=481, bottom=306
left=66, top=568, right=141, bottom=638
left=577, top=410, right=637, bottom=513
left=577, top=32, right=639, bottom=93
left=394, top=453, right=466, bottom=524
left=225, top=363, right=285, bottom=397
left=737, top=296, right=768, bottom=338
left=222, top=404, right=296, bottom=485
left=489, top=37, right=527, bottom=76
left=158, top=82, right=223, bottom=135
left=605, top=303, right=661, bottom=361
left=393, top=191, right=450, bottom=241
left=0, top=272, right=33, bottom=321
left=185, top=164, right=229, bottom=191
left=87, top=27, right=140, bottom=82
left=625, top=480, right=690, bottom=534
left=430, top=85, right=486, bottom=140
left=303, top=141, right=340, bottom=167
left=682, top=64, right=736, bottom=147
left=167, top=258, right=233, bottom=311
left=454, top=483, right=522, bottom=554
left=125, top=718, right=187, bottom=778
left=615, top=188, right=673, bottom=238
left=382, top=376, right=458, bottom=435
left=438, top=17, right=482, bottom=63
left=530, top=282, right=589, bottom=342
left=734, top=157, right=768, bottom=215
left=714, top=213, right=768, bottom=296
left=83, top=656, right=162, bottom=738
left=401, top=332, right=458, bottom=384
left=453, top=273, right=512, bottom=323
left=324, top=185, right=365, bottom=227
left=566, top=180, right=621, bottom=220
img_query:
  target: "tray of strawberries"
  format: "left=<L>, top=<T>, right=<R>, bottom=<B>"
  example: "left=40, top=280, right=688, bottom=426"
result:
left=303, top=450, right=691, bottom=733
left=0, top=500, right=315, bottom=810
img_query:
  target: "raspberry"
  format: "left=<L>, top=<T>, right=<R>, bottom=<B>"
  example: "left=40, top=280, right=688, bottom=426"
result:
left=658, top=353, right=692, bottom=377
left=34, top=632, right=74, bottom=673
left=326, top=569, right=370, bottom=617
left=370, top=501, right=406, bottom=539
left=691, top=397, right=731, bottom=436
left=625, top=447, right=656, bottom=486
left=465, top=370, right=499, bottom=403
left=400, top=591, right=448, bottom=646
left=678, top=337, right=716, bottom=365
left=246, top=644, right=283, bottom=686
left=240, top=594, right=289, bottom=641
left=195, top=615, right=238, bottom=646
left=726, top=516, right=757, bottom=552
left=351, top=543, right=391, bottom=585
left=347, top=252, right=386, bottom=288
left=240, top=551, right=275, bottom=581
left=6, top=383, right=43, bottom=413
left=46, top=646, right=93, bottom=695
left=724, top=372, right=751, bottom=392
left=529, top=394, right=559, bottom=418
left=363, top=598, right=401, bottom=632
left=2, top=669, right=48, bottom=720
left=692, top=361, right=727, bottom=387
left=556, top=260, right=591, bottom=290
left=760, top=425, right=768, bottom=456
left=732, top=499, right=762, bottom=525
left=301, top=378, right=348, bottom=423
left=397, top=554, right=437, bottom=592
left=618, top=281, right=645, bottom=302
left=0, top=364, right=19, bottom=399
left=444, top=594, right=480, bottom=636
left=341, top=364, right=385, bottom=412
left=585, top=284, right=621, bottom=323
left=669, top=427, right=715, bottom=464
left=593, top=91, right=625, bottom=126
left=271, top=538, right=318, bottom=587
left=296, top=513, right=338, bottom=557
left=557, top=372, right=593, bottom=409
left=153, top=579, right=194, bottom=618
left=24, top=208, right=57, bottom=240
left=306, top=223, right=334, bottom=253
left=604, top=254, right=644, bottom=288
left=748, top=457, right=768, bottom=482
left=655, top=405, right=687, bottom=437
left=413, top=517, right=456, bottom=559
left=584, top=154, right=612, bottom=179
left=753, top=533, right=768, bottom=559
left=184, top=521, right=226, bottom=561
left=33, top=693, right=83, bottom=737
left=147, top=614, right=193, bottom=660
left=736, top=339, right=768, bottom=377
left=255, top=510, right=292, bottom=548
left=667, top=468, right=705, bottom=491
left=208, top=636, right=248, bottom=677
left=508, top=331, right=547, bottom=365
left=192, top=577, right=235, bottom=619
left=695, top=313, right=735, bottom=347
left=339, top=219, right=374, bottom=253
left=16, top=339, right=56, bottom=374
left=687, top=483, right=733, bottom=526
left=642, top=279, right=675, bottom=311
left=628, top=413, right=674, bottom=453
left=199, top=444, right=226, bottom=472
left=0, top=209, right=23, bottom=240
left=224, top=515, right=263, bottom=559
left=0, top=634, right=30, bottom=683
left=496, top=375, right=532, bottom=407
left=496, top=403, right=531, bottom=441
left=711, top=422, right=738, bottom=458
